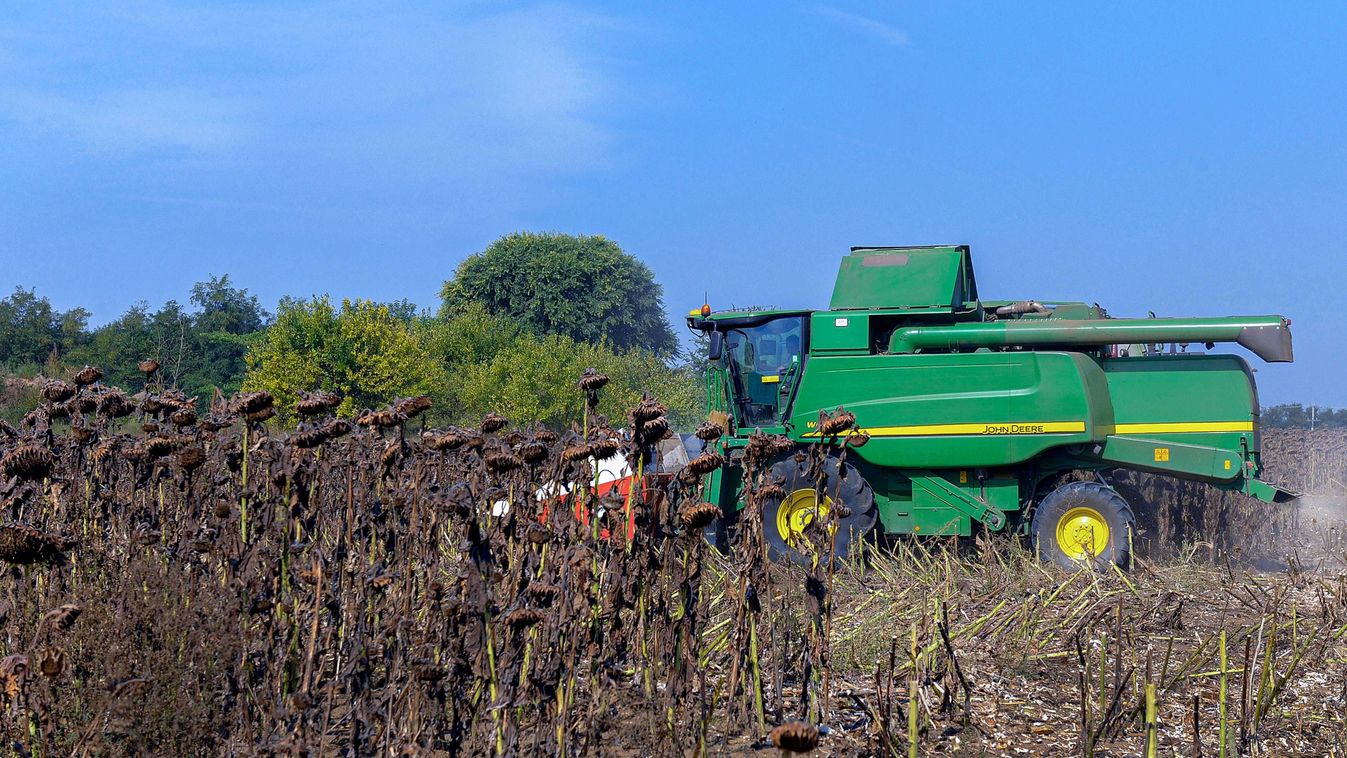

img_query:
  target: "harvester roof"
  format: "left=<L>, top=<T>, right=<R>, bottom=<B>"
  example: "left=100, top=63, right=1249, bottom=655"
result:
left=831, top=245, right=979, bottom=311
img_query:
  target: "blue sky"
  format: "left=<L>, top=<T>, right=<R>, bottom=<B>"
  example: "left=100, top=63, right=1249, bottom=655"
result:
left=2, top=2, right=1344, bottom=405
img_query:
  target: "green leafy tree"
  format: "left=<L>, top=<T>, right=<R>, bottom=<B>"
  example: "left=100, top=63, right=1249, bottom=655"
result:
left=189, top=275, right=270, bottom=398
left=69, top=280, right=268, bottom=403
left=191, top=275, right=269, bottom=335
left=439, top=232, right=678, bottom=357
left=418, top=301, right=522, bottom=369
left=0, top=287, right=90, bottom=367
left=455, top=332, right=699, bottom=429
left=1263, top=404, right=1347, bottom=428
left=74, top=301, right=189, bottom=391
left=243, top=297, right=448, bottom=419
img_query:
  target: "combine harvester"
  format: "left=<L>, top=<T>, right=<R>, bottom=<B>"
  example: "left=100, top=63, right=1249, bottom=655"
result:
left=685, top=245, right=1295, bottom=568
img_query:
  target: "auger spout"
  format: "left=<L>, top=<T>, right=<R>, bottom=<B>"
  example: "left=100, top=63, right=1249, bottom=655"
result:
left=888, top=315, right=1293, bottom=363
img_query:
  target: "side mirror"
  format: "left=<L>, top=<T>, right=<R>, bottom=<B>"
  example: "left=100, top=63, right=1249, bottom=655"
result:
left=707, top=331, right=724, bottom=362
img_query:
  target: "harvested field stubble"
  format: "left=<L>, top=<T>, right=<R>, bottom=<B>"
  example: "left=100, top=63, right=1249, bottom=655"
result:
left=0, top=366, right=1344, bottom=755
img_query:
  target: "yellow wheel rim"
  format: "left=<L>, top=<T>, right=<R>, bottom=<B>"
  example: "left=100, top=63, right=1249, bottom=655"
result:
left=775, top=488, right=833, bottom=546
left=1055, top=506, right=1110, bottom=560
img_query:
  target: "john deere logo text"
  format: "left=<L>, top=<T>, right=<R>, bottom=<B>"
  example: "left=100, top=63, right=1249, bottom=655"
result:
left=982, top=424, right=1046, bottom=435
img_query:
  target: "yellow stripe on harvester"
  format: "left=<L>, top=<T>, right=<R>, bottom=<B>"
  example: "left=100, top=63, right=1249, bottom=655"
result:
left=801, top=419, right=1256, bottom=438
left=1111, top=421, right=1254, bottom=435
left=806, top=421, right=1086, bottom=438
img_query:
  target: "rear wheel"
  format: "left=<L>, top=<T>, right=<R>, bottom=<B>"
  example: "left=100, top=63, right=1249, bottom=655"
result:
left=761, top=456, right=876, bottom=565
left=1031, top=481, right=1135, bottom=570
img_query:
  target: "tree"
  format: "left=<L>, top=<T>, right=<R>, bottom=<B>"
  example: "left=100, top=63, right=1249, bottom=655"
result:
left=1263, top=404, right=1347, bottom=428
left=67, top=286, right=266, bottom=403
left=439, top=233, right=678, bottom=357
left=72, top=301, right=193, bottom=391
left=0, top=287, right=90, bottom=367
left=243, top=297, right=448, bottom=420
left=417, top=301, right=522, bottom=370
left=189, top=275, right=270, bottom=398
left=191, top=275, right=269, bottom=335
left=455, top=331, right=699, bottom=430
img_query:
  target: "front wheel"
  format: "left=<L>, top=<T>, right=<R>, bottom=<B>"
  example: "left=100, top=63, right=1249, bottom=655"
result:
left=761, top=456, right=877, bottom=565
left=1031, top=481, right=1135, bottom=570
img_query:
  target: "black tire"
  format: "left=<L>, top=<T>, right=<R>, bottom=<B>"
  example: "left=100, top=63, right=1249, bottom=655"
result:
left=1031, top=481, right=1135, bottom=570
left=761, top=456, right=877, bottom=565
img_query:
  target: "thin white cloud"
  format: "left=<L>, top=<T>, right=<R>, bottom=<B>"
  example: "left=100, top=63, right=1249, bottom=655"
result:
left=815, top=5, right=910, bottom=46
left=0, top=87, right=249, bottom=154
left=0, top=3, right=620, bottom=177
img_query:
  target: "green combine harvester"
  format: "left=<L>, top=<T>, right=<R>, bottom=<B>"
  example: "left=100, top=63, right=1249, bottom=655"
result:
left=685, top=245, right=1295, bottom=569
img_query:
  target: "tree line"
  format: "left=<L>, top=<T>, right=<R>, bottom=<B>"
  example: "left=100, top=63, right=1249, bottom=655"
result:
left=1261, top=404, right=1347, bottom=429
left=0, top=233, right=703, bottom=428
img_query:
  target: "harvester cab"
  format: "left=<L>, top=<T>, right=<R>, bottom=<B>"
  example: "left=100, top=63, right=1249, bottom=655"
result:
left=687, top=245, right=1296, bottom=569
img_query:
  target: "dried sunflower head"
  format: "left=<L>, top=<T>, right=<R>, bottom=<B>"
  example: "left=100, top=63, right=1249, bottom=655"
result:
left=480, top=412, right=508, bottom=434
left=501, top=607, right=544, bottom=629
left=139, top=394, right=165, bottom=415
left=393, top=395, right=433, bottom=419
left=296, top=390, right=342, bottom=416
left=577, top=368, right=609, bottom=392
left=292, top=427, right=330, bottom=449
left=144, top=436, right=182, bottom=458
left=176, top=446, right=206, bottom=471
left=72, top=365, right=103, bottom=386
left=629, top=395, right=667, bottom=425
left=846, top=431, right=871, bottom=448
left=484, top=451, right=522, bottom=474
left=138, top=358, right=160, bottom=375
left=97, top=390, right=133, bottom=418
left=321, top=419, right=351, bottom=439
left=686, top=451, right=725, bottom=476
left=679, top=502, right=721, bottom=530
left=525, top=582, right=558, bottom=602
left=770, top=722, right=820, bottom=753
left=694, top=422, right=724, bottom=442
left=42, top=380, right=76, bottom=404
left=0, top=654, right=29, bottom=700
left=817, top=408, right=856, bottom=437
left=245, top=406, right=277, bottom=424
left=0, top=523, right=75, bottom=565
left=91, top=439, right=119, bottom=463
left=371, top=409, right=407, bottom=429
left=426, top=430, right=466, bottom=451
left=1, top=446, right=55, bottom=481
left=589, top=438, right=621, bottom=461
left=524, top=522, right=551, bottom=545
left=638, top=415, right=670, bottom=445
left=519, top=441, right=549, bottom=464
left=231, top=391, right=274, bottom=415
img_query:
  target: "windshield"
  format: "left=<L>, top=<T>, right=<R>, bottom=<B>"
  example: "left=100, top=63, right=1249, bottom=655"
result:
left=723, top=316, right=805, bottom=427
